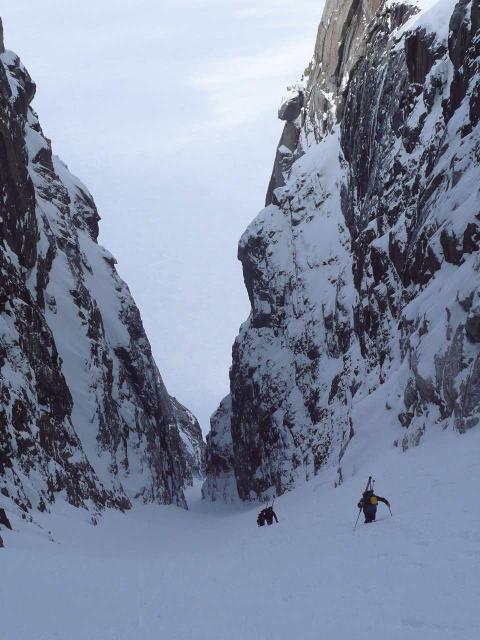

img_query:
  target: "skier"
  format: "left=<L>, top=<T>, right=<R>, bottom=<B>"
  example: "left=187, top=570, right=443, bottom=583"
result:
left=257, top=505, right=279, bottom=526
left=264, top=506, right=278, bottom=525
left=357, top=488, right=390, bottom=523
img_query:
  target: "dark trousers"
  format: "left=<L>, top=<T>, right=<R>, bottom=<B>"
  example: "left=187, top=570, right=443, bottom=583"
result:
left=364, top=507, right=377, bottom=523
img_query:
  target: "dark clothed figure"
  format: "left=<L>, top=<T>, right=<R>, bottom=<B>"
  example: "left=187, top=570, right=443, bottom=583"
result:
left=257, top=511, right=266, bottom=527
left=264, top=506, right=278, bottom=525
left=257, top=506, right=279, bottom=527
left=357, top=490, right=390, bottom=523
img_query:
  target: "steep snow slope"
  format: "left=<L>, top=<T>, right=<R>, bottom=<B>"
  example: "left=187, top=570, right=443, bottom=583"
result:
left=204, top=0, right=480, bottom=501
left=0, top=18, right=203, bottom=523
left=1, top=427, right=479, bottom=640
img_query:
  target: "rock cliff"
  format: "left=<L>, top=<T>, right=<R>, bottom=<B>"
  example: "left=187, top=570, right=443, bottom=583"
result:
left=204, top=0, right=480, bottom=501
left=0, top=18, right=203, bottom=524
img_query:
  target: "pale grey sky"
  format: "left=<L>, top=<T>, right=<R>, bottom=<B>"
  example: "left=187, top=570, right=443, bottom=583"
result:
left=1, top=0, right=323, bottom=430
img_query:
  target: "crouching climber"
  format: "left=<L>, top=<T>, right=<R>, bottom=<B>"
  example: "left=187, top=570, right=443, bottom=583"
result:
left=257, top=505, right=279, bottom=527
left=357, top=488, right=390, bottom=523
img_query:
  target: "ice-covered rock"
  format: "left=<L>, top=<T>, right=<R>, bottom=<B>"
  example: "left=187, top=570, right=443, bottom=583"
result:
left=0, top=17, right=203, bottom=522
left=204, top=0, right=480, bottom=501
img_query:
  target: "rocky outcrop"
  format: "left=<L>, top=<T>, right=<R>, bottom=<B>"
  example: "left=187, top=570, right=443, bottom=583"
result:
left=0, top=17, right=202, bottom=525
left=204, top=0, right=480, bottom=501
left=171, top=396, right=206, bottom=480
left=0, top=507, right=11, bottom=529
left=202, top=395, right=236, bottom=501
left=265, top=0, right=395, bottom=208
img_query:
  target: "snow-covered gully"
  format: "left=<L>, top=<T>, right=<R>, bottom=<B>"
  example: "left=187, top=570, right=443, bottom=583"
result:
left=1, top=0, right=480, bottom=638
left=2, top=429, right=479, bottom=640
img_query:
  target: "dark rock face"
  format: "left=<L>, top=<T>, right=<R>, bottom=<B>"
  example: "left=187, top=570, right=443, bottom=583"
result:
left=202, top=396, right=236, bottom=501
left=204, top=0, right=480, bottom=501
left=278, top=92, right=304, bottom=122
left=0, top=507, right=11, bottom=529
left=265, top=89, right=305, bottom=206
left=266, top=0, right=394, bottom=205
left=170, top=396, right=206, bottom=480
left=0, top=18, right=202, bottom=523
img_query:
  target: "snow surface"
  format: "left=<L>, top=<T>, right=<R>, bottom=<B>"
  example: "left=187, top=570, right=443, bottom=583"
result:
left=2, top=428, right=479, bottom=640
left=388, top=0, right=459, bottom=42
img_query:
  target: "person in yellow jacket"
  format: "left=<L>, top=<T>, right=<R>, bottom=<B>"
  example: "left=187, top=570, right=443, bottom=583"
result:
left=357, top=489, right=390, bottom=523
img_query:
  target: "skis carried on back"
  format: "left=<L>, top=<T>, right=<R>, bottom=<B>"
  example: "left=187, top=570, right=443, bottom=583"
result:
left=354, top=476, right=373, bottom=529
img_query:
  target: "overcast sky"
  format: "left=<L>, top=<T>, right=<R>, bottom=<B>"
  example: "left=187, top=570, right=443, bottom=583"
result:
left=1, top=0, right=323, bottom=431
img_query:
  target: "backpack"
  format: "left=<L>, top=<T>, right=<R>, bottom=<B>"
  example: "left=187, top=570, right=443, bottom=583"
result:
left=364, top=491, right=377, bottom=507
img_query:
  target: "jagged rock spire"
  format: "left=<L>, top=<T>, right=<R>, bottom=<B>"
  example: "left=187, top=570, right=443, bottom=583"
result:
left=266, top=0, right=388, bottom=205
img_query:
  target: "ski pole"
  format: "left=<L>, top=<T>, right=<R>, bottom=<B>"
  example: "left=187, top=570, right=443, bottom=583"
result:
left=354, top=508, right=362, bottom=529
